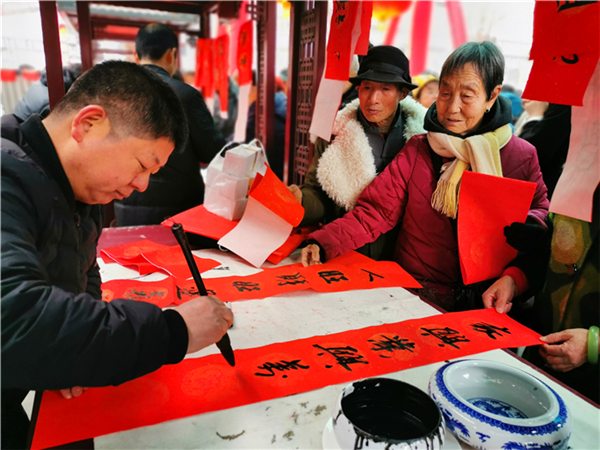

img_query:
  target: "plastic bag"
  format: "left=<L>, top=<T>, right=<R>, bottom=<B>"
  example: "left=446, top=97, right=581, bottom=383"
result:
left=204, top=139, right=268, bottom=220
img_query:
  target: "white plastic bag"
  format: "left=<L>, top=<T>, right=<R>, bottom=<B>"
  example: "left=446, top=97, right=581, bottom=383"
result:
left=204, top=139, right=268, bottom=220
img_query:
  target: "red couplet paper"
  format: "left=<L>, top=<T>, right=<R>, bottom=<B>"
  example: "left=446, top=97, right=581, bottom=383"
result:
left=458, top=172, right=537, bottom=285
left=237, top=20, right=253, bottom=86
left=215, top=34, right=229, bottom=113
left=141, top=246, right=221, bottom=281
left=523, top=52, right=599, bottom=107
left=102, top=278, right=177, bottom=309
left=523, top=0, right=599, bottom=106
left=355, top=1, right=373, bottom=55
left=325, top=1, right=359, bottom=80
left=100, top=240, right=170, bottom=275
left=249, top=164, right=304, bottom=227
left=31, top=309, right=542, bottom=450
left=100, top=252, right=420, bottom=307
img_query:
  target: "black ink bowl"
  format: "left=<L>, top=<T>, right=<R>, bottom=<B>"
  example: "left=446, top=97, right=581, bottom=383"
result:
left=327, top=378, right=445, bottom=449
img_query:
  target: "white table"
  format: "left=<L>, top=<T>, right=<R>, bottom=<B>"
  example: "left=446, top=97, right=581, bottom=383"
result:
left=93, top=248, right=599, bottom=450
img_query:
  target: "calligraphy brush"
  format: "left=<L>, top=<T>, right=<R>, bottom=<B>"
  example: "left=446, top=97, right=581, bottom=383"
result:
left=171, top=223, right=235, bottom=367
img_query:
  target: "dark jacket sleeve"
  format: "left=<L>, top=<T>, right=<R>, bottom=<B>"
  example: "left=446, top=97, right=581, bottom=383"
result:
left=185, top=89, right=226, bottom=164
left=1, top=168, right=185, bottom=391
left=300, top=138, right=339, bottom=226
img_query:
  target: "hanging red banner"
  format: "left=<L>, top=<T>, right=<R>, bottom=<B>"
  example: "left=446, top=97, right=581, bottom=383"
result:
left=355, top=1, right=373, bottom=55
left=195, top=38, right=215, bottom=99
left=325, top=0, right=359, bottom=80
left=31, top=308, right=542, bottom=449
left=523, top=0, right=599, bottom=106
left=215, top=34, right=230, bottom=113
left=237, top=20, right=253, bottom=86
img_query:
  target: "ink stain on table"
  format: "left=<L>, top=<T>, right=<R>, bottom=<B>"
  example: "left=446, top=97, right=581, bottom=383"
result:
left=292, top=411, right=299, bottom=424
left=216, top=430, right=245, bottom=440
left=310, top=405, right=327, bottom=416
left=271, top=434, right=276, bottom=444
left=283, top=431, right=294, bottom=441
left=300, top=402, right=308, bottom=408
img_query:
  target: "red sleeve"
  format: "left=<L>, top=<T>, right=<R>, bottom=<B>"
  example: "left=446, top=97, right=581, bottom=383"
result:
left=502, top=266, right=529, bottom=296
left=309, top=138, right=421, bottom=260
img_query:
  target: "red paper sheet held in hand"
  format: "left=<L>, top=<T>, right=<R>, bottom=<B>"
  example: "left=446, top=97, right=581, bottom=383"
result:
left=31, top=309, right=542, bottom=450
left=458, top=172, right=537, bottom=285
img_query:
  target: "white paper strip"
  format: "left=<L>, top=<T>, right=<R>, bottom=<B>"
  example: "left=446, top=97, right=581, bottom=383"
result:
left=218, top=196, right=293, bottom=268
left=549, top=60, right=600, bottom=222
left=234, top=83, right=252, bottom=142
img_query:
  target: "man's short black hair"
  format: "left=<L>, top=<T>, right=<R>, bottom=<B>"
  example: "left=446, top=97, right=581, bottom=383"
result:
left=136, top=23, right=178, bottom=61
left=52, top=60, right=188, bottom=154
left=440, top=41, right=504, bottom=101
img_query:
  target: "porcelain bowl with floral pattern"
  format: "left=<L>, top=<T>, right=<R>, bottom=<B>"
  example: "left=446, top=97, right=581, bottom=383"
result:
left=428, top=360, right=571, bottom=450
left=327, top=377, right=445, bottom=449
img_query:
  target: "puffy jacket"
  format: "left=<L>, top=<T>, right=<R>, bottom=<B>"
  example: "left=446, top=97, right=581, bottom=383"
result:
left=1, top=114, right=187, bottom=391
left=310, top=134, right=549, bottom=297
left=114, top=65, right=226, bottom=226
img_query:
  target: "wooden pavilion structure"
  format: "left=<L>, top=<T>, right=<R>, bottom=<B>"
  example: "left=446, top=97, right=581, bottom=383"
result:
left=39, top=0, right=328, bottom=193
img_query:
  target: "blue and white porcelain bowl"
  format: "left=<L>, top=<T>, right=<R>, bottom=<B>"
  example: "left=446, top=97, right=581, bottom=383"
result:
left=428, top=360, right=571, bottom=450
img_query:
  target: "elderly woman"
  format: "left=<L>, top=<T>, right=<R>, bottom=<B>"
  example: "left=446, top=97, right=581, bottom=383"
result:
left=302, top=41, right=549, bottom=311
left=289, top=46, right=426, bottom=260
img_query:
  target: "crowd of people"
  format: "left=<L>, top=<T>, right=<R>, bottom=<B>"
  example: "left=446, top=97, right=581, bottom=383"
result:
left=1, top=21, right=597, bottom=449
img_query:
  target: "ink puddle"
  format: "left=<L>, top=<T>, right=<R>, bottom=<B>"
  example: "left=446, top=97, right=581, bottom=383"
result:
left=323, top=378, right=451, bottom=449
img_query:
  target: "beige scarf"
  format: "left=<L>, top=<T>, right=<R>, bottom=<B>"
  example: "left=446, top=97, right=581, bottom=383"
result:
left=428, top=124, right=512, bottom=218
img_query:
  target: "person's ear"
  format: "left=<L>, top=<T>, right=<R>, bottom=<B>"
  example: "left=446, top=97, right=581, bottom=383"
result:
left=70, top=105, right=110, bottom=143
left=134, top=52, right=141, bottom=64
left=398, top=88, right=409, bottom=101
left=488, top=85, right=502, bottom=105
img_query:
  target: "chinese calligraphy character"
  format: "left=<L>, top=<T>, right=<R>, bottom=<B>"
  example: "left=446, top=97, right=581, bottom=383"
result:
left=176, top=285, right=200, bottom=300
left=556, top=1, right=596, bottom=13
left=361, top=269, right=384, bottom=282
left=232, top=281, right=261, bottom=292
left=314, top=344, right=369, bottom=371
left=368, top=335, right=416, bottom=358
left=561, top=54, right=579, bottom=64
left=470, top=322, right=511, bottom=340
left=318, top=271, right=348, bottom=284
left=255, top=360, right=310, bottom=378
left=276, top=273, right=307, bottom=286
left=123, top=289, right=164, bottom=301
left=334, top=1, right=348, bottom=25
left=420, top=327, right=470, bottom=349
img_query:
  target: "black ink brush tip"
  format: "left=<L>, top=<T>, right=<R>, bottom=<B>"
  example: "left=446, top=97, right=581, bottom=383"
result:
left=171, top=223, right=235, bottom=367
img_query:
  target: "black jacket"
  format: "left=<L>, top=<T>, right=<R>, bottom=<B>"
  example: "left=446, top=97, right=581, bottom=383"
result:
left=114, top=65, right=226, bottom=225
left=1, top=114, right=188, bottom=392
left=519, top=104, right=571, bottom=200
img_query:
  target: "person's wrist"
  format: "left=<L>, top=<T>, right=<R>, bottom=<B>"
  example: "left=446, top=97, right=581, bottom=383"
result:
left=588, top=326, right=599, bottom=365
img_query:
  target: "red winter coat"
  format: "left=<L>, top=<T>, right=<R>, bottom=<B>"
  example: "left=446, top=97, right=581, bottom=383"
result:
left=310, top=134, right=549, bottom=302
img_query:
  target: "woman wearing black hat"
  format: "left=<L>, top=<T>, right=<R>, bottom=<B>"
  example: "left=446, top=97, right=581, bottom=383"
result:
left=289, top=45, right=427, bottom=260
left=301, top=41, right=550, bottom=312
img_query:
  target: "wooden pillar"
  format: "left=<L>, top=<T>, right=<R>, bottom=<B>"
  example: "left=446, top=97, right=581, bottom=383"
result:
left=39, top=0, right=65, bottom=109
left=255, top=0, right=276, bottom=171
left=76, top=1, right=93, bottom=72
left=283, top=1, right=327, bottom=186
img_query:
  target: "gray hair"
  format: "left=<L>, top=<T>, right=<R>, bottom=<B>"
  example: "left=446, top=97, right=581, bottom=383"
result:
left=440, top=41, right=504, bottom=100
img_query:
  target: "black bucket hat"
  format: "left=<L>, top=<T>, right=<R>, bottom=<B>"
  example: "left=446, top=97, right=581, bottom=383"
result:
left=349, top=45, right=418, bottom=90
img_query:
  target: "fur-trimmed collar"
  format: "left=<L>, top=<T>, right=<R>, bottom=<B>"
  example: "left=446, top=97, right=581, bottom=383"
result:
left=316, top=96, right=426, bottom=211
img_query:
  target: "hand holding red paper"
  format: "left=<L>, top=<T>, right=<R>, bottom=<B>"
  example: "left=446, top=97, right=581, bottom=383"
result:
left=458, top=171, right=537, bottom=285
